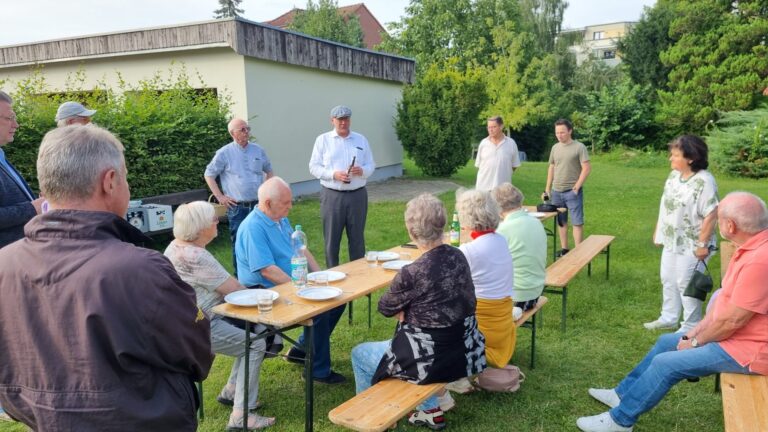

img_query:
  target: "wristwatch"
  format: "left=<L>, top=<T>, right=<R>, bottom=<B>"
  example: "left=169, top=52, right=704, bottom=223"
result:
left=694, top=240, right=707, bottom=248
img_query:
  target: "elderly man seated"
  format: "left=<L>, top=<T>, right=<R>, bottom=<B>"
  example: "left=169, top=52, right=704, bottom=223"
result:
left=235, top=177, right=347, bottom=384
left=577, top=191, right=768, bottom=432
left=492, top=183, right=547, bottom=318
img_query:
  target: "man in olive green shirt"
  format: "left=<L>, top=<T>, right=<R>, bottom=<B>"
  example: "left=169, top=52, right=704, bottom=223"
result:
left=543, top=119, right=591, bottom=257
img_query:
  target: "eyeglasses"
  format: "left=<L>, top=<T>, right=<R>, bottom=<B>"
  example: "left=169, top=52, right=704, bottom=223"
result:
left=0, top=115, right=17, bottom=122
left=237, top=126, right=251, bottom=133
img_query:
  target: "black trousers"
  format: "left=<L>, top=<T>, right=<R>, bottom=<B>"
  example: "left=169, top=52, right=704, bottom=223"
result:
left=320, top=187, right=368, bottom=267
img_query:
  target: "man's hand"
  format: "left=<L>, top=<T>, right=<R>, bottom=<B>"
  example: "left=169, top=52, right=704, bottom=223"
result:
left=216, top=194, right=237, bottom=208
left=31, top=197, right=45, bottom=214
left=694, top=246, right=710, bottom=260
left=333, top=170, right=351, bottom=183
left=572, top=186, right=580, bottom=195
left=349, top=166, right=363, bottom=176
left=541, top=191, right=550, bottom=201
left=676, top=337, right=695, bottom=351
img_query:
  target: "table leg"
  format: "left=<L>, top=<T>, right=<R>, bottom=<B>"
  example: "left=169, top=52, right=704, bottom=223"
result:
left=304, top=324, right=314, bottom=432
left=348, top=301, right=354, bottom=325
left=606, top=245, right=611, bottom=279
left=367, top=294, right=372, bottom=328
left=242, top=321, right=251, bottom=432
left=561, top=286, right=568, bottom=333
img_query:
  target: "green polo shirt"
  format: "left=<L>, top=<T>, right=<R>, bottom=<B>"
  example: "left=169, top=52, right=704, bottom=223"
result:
left=496, top=210, right=547, bottom=302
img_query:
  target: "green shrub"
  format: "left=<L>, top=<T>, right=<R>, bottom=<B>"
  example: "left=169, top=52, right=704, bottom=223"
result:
left=708, top=104, right=768, bottom=178
left=395, top=62, right=487, bottom=177
left=3, top=65, right=232, bottom=197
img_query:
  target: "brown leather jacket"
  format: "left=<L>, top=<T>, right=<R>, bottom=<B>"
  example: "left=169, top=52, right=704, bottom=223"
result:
left=0, top=210, right=213, bottom=431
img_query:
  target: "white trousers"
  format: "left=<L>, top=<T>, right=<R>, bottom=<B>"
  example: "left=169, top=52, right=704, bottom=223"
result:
left=659, top=249, right=706, bottom=332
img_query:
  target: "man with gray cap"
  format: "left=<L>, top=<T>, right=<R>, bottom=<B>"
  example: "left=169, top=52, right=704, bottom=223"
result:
left=55, top=101, right=96, bottom=127
left=309, top=105, right=375, bottom=268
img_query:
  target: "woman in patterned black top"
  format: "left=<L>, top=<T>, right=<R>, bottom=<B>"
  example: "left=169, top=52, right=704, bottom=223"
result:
left=351, top=193, right=486, bottom=430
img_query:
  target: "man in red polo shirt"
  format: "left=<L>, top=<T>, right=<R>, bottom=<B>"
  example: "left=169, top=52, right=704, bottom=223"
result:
left=577, top=191, right=768, bottom=432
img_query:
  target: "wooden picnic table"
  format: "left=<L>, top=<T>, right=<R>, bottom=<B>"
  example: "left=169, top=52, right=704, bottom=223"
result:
left=211, top=245, right=414, bottom=432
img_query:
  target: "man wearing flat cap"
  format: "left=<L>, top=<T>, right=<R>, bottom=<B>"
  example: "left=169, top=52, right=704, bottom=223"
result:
left=55, top=101, right=96, bottom=127
left=309, top=105, right=376, bottom=268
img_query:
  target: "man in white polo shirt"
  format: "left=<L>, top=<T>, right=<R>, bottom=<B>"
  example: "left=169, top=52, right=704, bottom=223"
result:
left=475, top=116, right=522, bottom=191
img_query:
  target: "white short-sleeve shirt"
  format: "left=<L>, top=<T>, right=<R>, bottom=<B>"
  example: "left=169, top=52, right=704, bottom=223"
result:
left=474, top=136, right=521, bottom=191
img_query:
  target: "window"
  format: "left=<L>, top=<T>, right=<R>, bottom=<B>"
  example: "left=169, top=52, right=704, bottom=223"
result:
left=593, top=31, right=605, bottom=40
left=603, top=50, right=616, bottom=59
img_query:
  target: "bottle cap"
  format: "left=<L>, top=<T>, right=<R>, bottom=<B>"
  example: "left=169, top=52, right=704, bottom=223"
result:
left=295, top=225, right=302, bottom=231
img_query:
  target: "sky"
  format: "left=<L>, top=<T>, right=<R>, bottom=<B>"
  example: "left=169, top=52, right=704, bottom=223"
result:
left=1, top=0, right=656, bottom=47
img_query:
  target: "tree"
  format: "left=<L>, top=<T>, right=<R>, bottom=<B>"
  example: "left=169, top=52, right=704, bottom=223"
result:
left=378, top=0, right=522, bottom=73
left=213, top=0, right=243, bottom=19
left=657, top=0, right=768, bottom=135
left=396, top=62, right=487, bottom=177
left=288, top=0, right=364, bottom=48
left=617, top=2, right=675, bottom=91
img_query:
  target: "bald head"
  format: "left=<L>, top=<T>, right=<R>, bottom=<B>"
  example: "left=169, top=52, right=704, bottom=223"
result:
left=719, top=192, right=768, bottom=241
left=258, top=177, right=292, bottom=221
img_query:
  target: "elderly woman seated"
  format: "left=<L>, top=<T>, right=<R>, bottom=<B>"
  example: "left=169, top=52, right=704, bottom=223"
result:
left=456, top=189, right=516, bottom=377
left=492, top=183, right=547, bottom=318
left=350, top=194, right=486, bottom=430
left=164, top=202, right=275, bottom=431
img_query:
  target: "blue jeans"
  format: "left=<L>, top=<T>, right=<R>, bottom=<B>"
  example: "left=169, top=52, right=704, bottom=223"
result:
left=227, top=204, right=255, bottom=277
left=297, top=304, right=346, bottom=378
left=551, top=188, right=584, bottom=226
left=351, top=341, right=438, bottom=411
left=610, top=332, right=751, bottom=427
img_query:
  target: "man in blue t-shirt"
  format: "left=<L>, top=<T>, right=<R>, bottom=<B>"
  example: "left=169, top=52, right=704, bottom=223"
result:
left=236, top=177, right=347, bottom=384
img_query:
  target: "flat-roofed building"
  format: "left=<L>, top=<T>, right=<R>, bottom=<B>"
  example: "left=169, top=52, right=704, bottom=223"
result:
left=560, top=21, right=635, bottom=66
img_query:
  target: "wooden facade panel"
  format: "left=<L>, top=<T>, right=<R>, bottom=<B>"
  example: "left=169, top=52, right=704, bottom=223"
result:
left=0, top=19, right=414, bottom=84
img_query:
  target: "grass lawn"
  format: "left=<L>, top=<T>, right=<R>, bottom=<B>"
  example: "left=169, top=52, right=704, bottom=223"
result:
left=4, top=151, right=767, bottom=432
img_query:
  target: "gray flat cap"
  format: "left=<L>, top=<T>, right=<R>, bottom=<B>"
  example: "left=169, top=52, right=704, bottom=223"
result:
left=330, top=105, right=352, bottom=118
left=55, top=101, right=97, bottom=121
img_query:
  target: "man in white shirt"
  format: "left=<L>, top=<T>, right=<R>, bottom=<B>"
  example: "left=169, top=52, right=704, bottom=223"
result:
left=308, top=105, right=376, bottom=268
left=475, top=116, right=522, bottom=191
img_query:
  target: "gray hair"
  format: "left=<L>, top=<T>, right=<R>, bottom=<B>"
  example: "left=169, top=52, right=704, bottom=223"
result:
left=487, top=115, right=503, bottom=126
left=492, top=183, right=524, bottom=212
left=0, top=91, right=12, bottom=104
left=173, top=201, right=216, bottom=241
left=258, top=176, right=290, bottom=203
left=457, top=189, right=500, bottom=231
left=720, top=191, right=768, bottom=234
left=37, top=125, right=125, bottom=203
left=405, top=193, right=446, bottom=245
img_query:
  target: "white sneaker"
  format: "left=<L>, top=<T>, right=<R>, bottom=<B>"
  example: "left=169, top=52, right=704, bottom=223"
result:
left=576, top=412, right=633, bottom=432
left=445, top=377, right=475, bottom=394
left=437, top=391, right=455, bottom=412
left=643, top=319, right=677, bottom=330
left=588, top=388, right=620, bottom=408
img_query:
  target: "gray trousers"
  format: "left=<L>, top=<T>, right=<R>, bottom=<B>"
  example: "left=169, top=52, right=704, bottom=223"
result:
left=320, top=187, right=368, bottom=268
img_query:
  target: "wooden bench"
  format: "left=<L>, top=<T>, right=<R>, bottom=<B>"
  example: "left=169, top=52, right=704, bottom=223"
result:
left=544, top=234, right=615, bottom=332
left=329, top=379, right=445, bottom=432
left=721, top=373, right=768, bottom=431
left=515, top=296, right=548, bottom=369
left=329, top=298, right=548, bottom=431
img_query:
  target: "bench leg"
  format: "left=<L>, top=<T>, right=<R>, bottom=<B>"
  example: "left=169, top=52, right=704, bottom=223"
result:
left=196, top=381, right=204, bottom=420
left=714, top=373, right=721, bottom=393
left=561, top=286, right=568, bottom=333
left=530, top=312, right=537, bottom=369
left=606, top=245, right=611, bottom=280
left=367, top=294, right=372, bottom=328
left=588, top=260, right=592, bottom=277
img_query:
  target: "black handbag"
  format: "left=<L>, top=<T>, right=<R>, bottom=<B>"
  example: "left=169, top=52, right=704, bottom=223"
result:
left=537, top=203, right=558, bottom=212
left=683, top=260, right=714, bottom=301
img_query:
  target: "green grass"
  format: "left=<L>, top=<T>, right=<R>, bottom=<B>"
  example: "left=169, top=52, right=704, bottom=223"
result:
left=4, top=152, right=768, bottom=432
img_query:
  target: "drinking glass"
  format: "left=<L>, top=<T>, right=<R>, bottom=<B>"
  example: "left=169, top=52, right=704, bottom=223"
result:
left=314, top=272, right=329, bottom=287
left=366, top=251, right=379, bottom=268
left=256, top=291, right=273, bottom=314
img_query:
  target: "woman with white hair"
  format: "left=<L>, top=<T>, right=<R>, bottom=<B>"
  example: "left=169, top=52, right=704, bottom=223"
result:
left=350, top=193, right=486, bottom=430
left=164, top=201, right=275, bottom=431
left=456, top=189, right=516, bottom=374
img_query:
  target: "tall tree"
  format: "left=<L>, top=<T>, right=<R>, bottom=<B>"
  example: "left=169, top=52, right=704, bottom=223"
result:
left=213, top=0, right=243, bottom=18
left=617, top=2, right=675, bottom=91
left=288, top=0, right=364, bottom=48
left=657, top=0, right=768, bottom=134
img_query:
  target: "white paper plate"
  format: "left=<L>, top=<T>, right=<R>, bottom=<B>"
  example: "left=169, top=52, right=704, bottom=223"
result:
left=224, top=290, right=279, bottom=307
left=528, top=211, right=547, bottom=218
left=296, top=286, right=343, bottom=301
left=382, top=260, right=413, bottom=271
left=375, top=251, right=400, bottom=261
left=307, top=270, right=346, bottom=283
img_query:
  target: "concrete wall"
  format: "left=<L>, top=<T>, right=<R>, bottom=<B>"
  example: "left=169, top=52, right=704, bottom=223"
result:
left=242, top=57, right=403, bottom=195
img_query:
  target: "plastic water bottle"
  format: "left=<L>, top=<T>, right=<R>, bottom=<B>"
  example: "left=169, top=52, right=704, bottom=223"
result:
left=291, top=225, right=308, bottom=288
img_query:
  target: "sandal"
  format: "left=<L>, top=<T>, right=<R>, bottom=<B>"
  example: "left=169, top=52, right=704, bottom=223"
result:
left=226, top=413, right=275, bottom=431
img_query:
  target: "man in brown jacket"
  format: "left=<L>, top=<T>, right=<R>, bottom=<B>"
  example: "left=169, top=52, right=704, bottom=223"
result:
left=0, top=125, right=213, bottom=431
